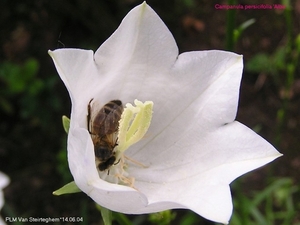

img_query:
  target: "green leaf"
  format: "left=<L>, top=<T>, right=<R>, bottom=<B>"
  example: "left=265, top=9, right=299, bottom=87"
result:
left=295, top=34, right=300, bottom=52
left=62, top=115, right=70, bottom=133
left=53, top=181, right=81, bottom=195
left=245, top=53, right=271, bottom=73
left=234, top=18, right=256, bottom=43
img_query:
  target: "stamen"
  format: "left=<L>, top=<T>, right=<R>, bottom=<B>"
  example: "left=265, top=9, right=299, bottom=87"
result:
left=124, top=155, right=147, bottom=168
left=113, top=155, right=136, bottom=188
left=117, top=99, right=153, bottom=153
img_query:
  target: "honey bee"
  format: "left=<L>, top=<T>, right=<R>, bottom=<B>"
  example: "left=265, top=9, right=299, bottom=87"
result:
left=87, top=99, right=124, bottom=172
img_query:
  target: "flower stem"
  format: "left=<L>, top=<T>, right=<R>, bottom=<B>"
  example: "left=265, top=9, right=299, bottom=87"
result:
left=96, top=205, right=112, bottom=225
left=112, top=212, right=132, bottom=225
left=225, top=0, right=237, bottom=51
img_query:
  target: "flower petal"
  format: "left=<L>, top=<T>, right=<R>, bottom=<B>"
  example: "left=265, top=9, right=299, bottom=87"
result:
left=126, top=50, right=243, bottom=161
left=0, top=172, right=9, bottom=190
left=127, top=122, right=281, bottom=223
left=48, top=49, right=99, bottom=105
left=94, top=2, right=178, bottom=76
left=0, top=171, right=9, bottom=223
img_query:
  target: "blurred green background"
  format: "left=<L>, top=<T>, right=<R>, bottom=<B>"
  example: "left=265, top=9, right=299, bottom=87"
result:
left=0, top=0, right=299, bottom=224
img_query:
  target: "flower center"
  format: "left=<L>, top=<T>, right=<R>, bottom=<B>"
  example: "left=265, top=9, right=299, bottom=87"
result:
left=98, top=99, right=153, bottom=187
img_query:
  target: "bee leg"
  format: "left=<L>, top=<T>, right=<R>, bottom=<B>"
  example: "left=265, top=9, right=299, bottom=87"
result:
left=87, top=98, right=94, bottom=133
left=114, top=158, right=121, bottom=166
left=114, top=137, right=119, bottom=146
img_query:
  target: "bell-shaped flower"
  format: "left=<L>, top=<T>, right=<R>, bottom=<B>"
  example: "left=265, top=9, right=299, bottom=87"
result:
left=49, top=2, right=281, bottom=224
left=0, top=171, right=9, bottom=225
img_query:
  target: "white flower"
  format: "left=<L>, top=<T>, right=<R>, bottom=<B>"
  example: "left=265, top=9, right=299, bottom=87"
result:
left=0, top=172, right=9, bottom=225
left=49, top=2, right=281, bottom=224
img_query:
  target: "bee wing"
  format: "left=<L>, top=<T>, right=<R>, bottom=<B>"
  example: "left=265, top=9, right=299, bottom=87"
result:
left=88, top=99, right=123, bottom=136
left=88, top=99, right=104, bottom=134
left=101, top=100, right=123, bottom=135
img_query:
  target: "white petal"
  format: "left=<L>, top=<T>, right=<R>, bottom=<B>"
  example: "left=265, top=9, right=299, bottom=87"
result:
left=87, top=2, right=180, bottom=106
left=0, top=171, right=9, bottom=216
left=126, top=122, right=280, bottom=223
left=94, top=2, right=178, bottom=76
left=0, top=172, right=9, bottom=189
left=48, top=49, right=100, bottom=105
left=127, top=50, right=243, bottom=161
